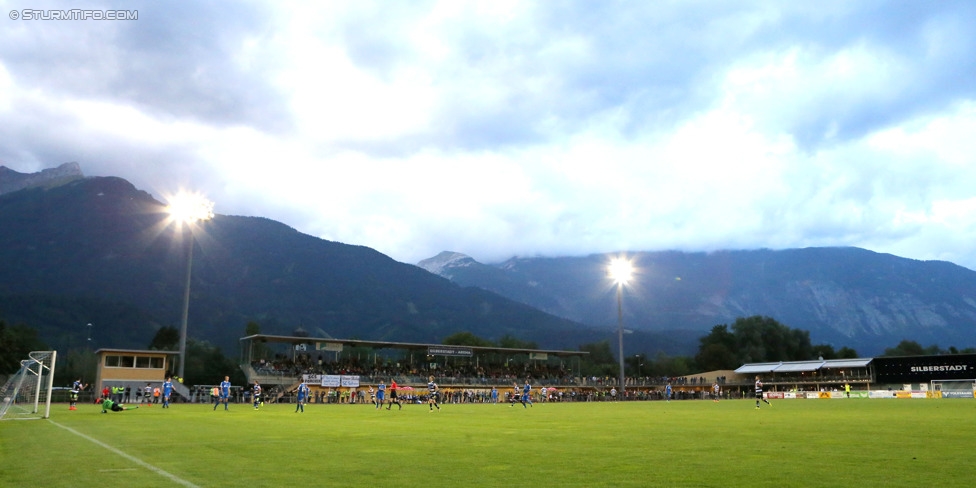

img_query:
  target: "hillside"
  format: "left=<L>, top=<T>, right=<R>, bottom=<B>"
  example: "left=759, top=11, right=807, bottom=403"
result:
left=0, top=176, right=606, bottom=354
left=419, top=249, right=976, bottom=355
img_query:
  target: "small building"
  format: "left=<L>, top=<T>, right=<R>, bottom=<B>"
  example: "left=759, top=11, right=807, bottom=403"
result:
left=94, top=348, right=176, bottom=394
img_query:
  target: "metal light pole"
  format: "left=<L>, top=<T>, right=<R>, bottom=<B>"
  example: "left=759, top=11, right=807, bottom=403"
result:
left=608, top=257, right=632, bottom=394
left=177, top=228, right=194, bottom=379
left=616, top=282, right=625, bottom=392
left=167, top=192, right=214, bottom=380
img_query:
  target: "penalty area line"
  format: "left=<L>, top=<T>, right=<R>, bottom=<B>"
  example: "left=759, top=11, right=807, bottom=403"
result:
left=47, top=419, right=200, bottom=488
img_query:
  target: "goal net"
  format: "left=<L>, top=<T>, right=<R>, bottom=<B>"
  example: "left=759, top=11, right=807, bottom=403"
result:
left=930, top=379, right=976, bottom=398
left=0, top=350, right=57, bottom=420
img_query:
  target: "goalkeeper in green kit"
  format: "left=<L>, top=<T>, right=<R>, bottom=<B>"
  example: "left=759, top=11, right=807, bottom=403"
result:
left=101, top=397, right=138, bottom=413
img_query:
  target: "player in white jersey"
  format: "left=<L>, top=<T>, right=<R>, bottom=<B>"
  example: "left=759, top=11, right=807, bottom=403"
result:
left=427, top=376, right=440, bottom=412
left=755, top=376, right=771, bottom=409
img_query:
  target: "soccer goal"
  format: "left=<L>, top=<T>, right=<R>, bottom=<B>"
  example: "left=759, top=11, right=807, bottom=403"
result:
left=930, top=379, right=976, bottom=398
left=0, top=350, right=57, bottom=420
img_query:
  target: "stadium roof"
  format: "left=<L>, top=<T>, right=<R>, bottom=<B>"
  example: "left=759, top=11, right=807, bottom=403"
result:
left=239, top=334, right=588, bottom=357
left=821, top=358, right=873, bottom=369
left=735, top=358, right=874, bottom=374
left=734, top=362, right=782, bottom=374
left=772, top=360, right=825, bottom=372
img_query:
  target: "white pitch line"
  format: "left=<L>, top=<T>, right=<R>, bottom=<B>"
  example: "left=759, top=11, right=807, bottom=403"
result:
left=48, top=420, right=200, bottom=488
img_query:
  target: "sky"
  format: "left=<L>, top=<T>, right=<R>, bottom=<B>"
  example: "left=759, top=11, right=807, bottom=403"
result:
left=2, top=1, right=976, bottom=269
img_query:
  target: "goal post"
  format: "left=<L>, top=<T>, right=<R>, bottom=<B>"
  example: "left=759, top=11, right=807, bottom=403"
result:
left=930, top=378, right=976, bottom=398
left=0, top=350, right=57, bottom=420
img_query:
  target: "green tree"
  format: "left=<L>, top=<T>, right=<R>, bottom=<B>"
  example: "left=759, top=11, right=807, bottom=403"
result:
left=732, top=316, right=812, bottom=363
left=882, top=340, right=931, bottom=357
left=245, top=321, right=261, bottom=336
left=0, top=320, right=48, bottom=374
left=56, top=348, right=98, bottom=387
left=645, top=352, right=693, bottom=378
left=811, top=344, right=837, bottom=360
left=836, top=346, right=859, bottom=358
left=498, top=334, right=538, bottom=350
left=148, top=326, right=179, bottom=350
left=182, top=339, right=244, bottom=386
left=695, top=325, right=738, bottom=370
left=578, top=340, right=616, bottom=377
left=442, top=331, right=495, bottom=347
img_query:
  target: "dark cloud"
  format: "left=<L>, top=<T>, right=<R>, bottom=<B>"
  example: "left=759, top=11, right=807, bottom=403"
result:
left=0, top=1, right=291, bottom=132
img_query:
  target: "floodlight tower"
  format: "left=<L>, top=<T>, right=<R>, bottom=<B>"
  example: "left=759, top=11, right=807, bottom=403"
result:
left=608, top=257, right=633, bottom=395
left=167, top=192, right=214, bottom=380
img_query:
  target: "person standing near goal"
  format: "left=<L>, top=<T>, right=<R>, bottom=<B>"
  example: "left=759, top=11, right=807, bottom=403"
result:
left=755, top=376, right=771, bottom=409
left=70, top=378, right=86, bottom=411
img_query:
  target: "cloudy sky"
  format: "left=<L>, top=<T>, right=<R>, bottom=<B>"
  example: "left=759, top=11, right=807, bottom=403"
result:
left=3, top=1, right=976, bottom=269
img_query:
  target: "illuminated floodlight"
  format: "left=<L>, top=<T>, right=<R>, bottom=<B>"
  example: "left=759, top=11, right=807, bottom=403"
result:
left=608, top=257, right=633, bottom=285
left=167, top=192, right=214, bottom=225
left=166, top=190, right=214, bottom=380
left=608, top=256, right=634, bottom=395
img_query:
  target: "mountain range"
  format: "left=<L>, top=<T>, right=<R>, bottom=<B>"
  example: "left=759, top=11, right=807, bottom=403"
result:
left=418, top=248, right=976, bottom=355
left=4, top=164, right=976, bottom=359
left=0, top=170, right=605, bottom=355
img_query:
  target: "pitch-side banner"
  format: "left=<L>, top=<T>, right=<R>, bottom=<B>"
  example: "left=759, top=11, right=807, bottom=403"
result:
left=428, top=346, right=473, bottom=357
left=318, top=375, right=360, bottom=387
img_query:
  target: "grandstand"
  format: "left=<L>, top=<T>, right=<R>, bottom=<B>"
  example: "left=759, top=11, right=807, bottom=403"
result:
left=734, top=354, right=976, bottom=393
left=240, top=333, right=588, bottom=400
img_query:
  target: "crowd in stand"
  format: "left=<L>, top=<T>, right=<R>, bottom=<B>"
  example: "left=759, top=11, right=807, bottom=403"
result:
left=251, top=354, right=579, bottom=386
left=249, top=354, right=735, bottom=390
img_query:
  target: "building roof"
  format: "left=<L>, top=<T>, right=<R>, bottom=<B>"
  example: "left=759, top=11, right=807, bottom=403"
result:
left=773, top=360, right=825, bottom=372
left=239, top=334, right=588, bottom=357
left=821, top=358, right=872, bottom=369
left=735, top=357, right=874, bottom=374
left=94, top=348, right=178, bottom=355
left=734, top=362, right=782, bottom=374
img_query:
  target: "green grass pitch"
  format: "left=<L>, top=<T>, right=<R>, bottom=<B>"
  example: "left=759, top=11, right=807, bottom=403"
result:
left=1, top=398, right=973, bottom=487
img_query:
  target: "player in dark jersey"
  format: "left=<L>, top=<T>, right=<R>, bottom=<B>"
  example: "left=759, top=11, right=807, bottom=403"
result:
left=69, top=379, right=86, bottom=410
left=252, top=380, right=262, bottom=410
left=755, top=376, right=771, bottom=409
left=387, top=379, right=402, bottom=410
left=427, top=376, right=440, bottom=412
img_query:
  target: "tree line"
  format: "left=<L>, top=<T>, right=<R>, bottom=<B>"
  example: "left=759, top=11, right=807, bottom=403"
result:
left=2, top=315, right=975, bottom=386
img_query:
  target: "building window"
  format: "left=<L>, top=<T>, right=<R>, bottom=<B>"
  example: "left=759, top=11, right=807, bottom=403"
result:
left=150, top=357, right=164, bottom=369
left=105, top=355, right=121, bottom=367
left=136, top=356, right=151, bottom=368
